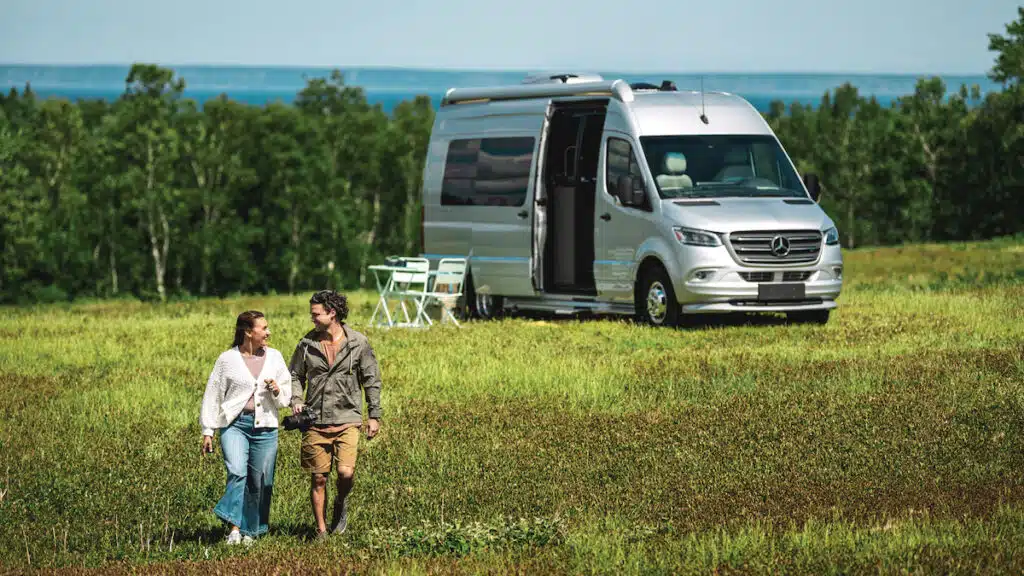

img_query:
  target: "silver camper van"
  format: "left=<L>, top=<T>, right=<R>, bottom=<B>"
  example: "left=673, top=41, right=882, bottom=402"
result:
left=420, top=73, right=843, bottom=326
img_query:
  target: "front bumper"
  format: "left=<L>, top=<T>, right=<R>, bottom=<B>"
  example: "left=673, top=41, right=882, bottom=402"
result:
left=671, top=243, right=844, bottom=314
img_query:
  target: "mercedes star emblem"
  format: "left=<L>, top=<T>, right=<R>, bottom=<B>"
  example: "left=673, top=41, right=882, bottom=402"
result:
left=770, top=235, right=791, bottom=257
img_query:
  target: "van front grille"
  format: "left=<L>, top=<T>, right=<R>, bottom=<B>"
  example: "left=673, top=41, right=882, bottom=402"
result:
left=729, top=230, right=823, bottom=265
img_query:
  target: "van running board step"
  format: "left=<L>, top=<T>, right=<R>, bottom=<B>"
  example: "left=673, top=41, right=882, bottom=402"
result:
left=504, top=297, right=635, bottom=317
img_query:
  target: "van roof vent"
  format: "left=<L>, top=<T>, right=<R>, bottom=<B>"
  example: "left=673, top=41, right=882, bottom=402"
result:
left=522, top=72, right=605, bottom=85
left=630, top=80, right=678, bottom=92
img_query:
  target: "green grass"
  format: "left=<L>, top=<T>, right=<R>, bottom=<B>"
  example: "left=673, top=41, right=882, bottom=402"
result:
left=1, top=236, right=1022, bottom=574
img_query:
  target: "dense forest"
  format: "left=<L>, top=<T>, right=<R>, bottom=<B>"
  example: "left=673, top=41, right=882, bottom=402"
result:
left=1, top=12, right=1021, bottom=304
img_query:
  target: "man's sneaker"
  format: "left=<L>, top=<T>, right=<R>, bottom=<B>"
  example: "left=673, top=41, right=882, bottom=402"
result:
left=242, top=535, right=255, bottom=546
left=225, top=529, right=242, bottom=545
left=330, top=495, right=349, bottom=534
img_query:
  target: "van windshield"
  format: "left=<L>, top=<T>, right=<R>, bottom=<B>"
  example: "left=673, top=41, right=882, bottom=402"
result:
left=639, top=135, right=807, bottom=199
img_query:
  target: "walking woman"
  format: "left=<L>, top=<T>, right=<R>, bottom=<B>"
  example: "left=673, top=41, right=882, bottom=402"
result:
left=199, top=310, right=293, bottom=545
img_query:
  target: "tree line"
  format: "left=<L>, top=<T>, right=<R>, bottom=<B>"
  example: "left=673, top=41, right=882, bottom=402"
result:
left=1, top=11, right=1021, bottom=304
left=767, top=80, right=1020, bottom=250
left=1, top=68, right=434, bottom=303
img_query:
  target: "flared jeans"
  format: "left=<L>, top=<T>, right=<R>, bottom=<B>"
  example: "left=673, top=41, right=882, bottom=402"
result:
left=214, top=412, right=279, bottom=537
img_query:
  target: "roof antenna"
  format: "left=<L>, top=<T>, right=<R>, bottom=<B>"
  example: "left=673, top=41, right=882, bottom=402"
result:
left=699, top=76, right=709, bottom=124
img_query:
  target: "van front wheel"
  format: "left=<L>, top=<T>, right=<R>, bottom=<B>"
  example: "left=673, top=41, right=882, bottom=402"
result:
left=636, top=266, right=680, bottom=327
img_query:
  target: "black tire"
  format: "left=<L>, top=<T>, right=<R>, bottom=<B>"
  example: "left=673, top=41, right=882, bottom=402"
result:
left=786, top=309, right=830, bottom=324
left=636, top=264, right=681, bottom=327
left=464, top=273, right=503, bottom=320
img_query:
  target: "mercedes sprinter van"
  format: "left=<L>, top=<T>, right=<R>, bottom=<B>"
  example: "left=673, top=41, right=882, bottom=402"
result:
left=420, top=73, right=843, bottom=326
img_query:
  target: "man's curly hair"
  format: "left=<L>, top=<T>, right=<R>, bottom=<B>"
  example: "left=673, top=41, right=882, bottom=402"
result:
left=310, top=290, right=349, bottom=323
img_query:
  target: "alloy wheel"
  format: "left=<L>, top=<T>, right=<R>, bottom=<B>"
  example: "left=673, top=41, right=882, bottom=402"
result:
left=476, top=293, right=494, bottom=319
left=646, top=281, right=668, bottom=325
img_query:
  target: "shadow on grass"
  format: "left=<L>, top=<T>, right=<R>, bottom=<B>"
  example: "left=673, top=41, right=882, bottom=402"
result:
left=170, top=521, right=324, bottom=546
left=475, top=310, right=797, bottom=330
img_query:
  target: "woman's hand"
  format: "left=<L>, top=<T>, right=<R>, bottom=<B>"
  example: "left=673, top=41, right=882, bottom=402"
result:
left=264, top=378, right=280, bottom=397
left=201, top=435, right=214, bottom=455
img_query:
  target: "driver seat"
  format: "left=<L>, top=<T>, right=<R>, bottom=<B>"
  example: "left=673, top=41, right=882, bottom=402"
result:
left=656, top=152, right=693, bottom=193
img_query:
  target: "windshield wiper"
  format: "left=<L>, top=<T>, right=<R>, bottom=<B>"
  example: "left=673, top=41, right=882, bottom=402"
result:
left=672, top=190, right=723, bottom=199
left=690, top=182, right=736, bottom=189
left=686, top=181, right=804, bottom=198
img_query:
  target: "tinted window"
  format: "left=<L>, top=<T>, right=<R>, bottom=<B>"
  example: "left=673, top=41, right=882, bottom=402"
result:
left=441, top=137, right=535, bottom=206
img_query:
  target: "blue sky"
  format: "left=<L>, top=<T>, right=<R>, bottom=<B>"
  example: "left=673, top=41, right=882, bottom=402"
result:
left=0, top=0, right=1018, bottom=74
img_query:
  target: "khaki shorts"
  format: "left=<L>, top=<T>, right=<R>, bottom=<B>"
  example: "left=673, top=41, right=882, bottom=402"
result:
left=301, top=426, right=359, bottom=474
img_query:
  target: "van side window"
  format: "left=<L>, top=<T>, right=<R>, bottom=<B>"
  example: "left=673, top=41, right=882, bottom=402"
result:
left=606, top=137, right=645, bottom=208
left=442, top=137, right=535, bottom=207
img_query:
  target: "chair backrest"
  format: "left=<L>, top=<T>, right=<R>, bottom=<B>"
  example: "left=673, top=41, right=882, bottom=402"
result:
left=433, top=258, right=467, bottom=294
left=392, top=257, right=430, bottom=291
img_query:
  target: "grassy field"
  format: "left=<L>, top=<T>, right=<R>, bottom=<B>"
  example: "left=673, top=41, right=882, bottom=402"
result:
left=0, top=236, right=1022, bottom=575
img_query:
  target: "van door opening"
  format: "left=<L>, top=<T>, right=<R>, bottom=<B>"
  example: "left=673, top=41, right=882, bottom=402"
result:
left=541, top=100, right=608, bottom=296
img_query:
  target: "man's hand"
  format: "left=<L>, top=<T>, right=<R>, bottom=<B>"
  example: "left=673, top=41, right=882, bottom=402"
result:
left=201, top=435, right=214, bottom=455
left=292, top=403, right=304, bottom=416
left=365, top=418, right=380, bottom=439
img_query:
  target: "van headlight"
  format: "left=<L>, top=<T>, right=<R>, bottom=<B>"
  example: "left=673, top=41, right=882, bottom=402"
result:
left=824, top=227, right=840, bottom=245
left=673, top=227, right=722, bottom=247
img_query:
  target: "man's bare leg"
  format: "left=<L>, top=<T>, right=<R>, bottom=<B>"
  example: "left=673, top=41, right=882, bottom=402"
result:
left=330, top=466, right=355, bottom=533
left=311, top=473, right=328, bottom=535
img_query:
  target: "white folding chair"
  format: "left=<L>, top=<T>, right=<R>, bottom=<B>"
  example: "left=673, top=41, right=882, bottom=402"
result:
left=388, top=257, right=431, bottom=327
left=369, top=263, right=399, bottom=327
left=422, top=258, right=467, bottom=327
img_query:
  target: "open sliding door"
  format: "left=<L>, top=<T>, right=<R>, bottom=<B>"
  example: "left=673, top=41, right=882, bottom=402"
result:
left=531, top=102, right=554, bottom=292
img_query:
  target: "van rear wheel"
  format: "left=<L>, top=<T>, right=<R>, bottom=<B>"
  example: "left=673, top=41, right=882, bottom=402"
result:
left=474, top=293, right=502, bottom=319
left=636, top=265, right=680, bottom=327
left=464, top=274, right=503, bottom=320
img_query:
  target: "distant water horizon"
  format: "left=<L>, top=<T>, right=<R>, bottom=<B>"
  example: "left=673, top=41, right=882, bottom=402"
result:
left=1, top=64, right=1002, bottom=114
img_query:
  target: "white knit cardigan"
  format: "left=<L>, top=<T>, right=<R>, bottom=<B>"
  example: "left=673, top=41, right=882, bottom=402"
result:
left=199, top=346, right=294, bottom=437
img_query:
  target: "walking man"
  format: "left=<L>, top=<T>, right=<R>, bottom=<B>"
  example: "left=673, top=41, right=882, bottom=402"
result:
left=288, top=290, right=382, bottom=538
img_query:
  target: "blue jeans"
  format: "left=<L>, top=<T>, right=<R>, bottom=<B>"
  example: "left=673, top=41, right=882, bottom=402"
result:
left=214, top=412, right=279, bottom=537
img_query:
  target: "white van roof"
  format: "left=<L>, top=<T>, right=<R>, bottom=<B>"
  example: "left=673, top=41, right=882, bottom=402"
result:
left=630, top=91, right=774, bottom=136
left=440, top=78, right=773, bottom=137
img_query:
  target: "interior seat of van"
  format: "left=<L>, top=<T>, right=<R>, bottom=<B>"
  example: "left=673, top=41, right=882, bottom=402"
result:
left=714, top=147, right=755, bottom=181
left=656, top=152, right=693, bottom=193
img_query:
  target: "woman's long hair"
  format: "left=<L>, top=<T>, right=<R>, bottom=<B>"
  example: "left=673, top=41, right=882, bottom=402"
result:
left=232, top=310, right=265, bottom=348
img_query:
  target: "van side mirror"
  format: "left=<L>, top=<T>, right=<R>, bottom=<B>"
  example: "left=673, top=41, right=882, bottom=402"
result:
left=803, top=173, right=821, bottom=202
left=616, top=174, right=645, bottom=206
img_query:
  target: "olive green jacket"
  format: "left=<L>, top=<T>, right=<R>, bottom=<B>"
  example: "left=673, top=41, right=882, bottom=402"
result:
left=287, top=326, right=382, bottom=425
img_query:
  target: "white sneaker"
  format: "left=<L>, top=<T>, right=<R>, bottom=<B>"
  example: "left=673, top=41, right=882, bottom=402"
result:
left=226, top=529, right=241, bottom=545
left=242, top=535, right=255, bottom=546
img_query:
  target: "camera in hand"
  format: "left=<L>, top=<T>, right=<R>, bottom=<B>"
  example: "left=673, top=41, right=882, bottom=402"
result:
left=283, top=408, right=318, bottom=431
